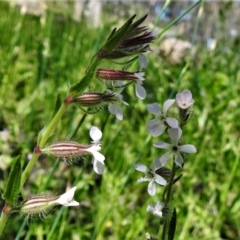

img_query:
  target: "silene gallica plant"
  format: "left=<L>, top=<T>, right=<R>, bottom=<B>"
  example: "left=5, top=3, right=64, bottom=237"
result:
left=0, top=1, right=200, bottom=238
left=0, top=14, right=156, bottom=236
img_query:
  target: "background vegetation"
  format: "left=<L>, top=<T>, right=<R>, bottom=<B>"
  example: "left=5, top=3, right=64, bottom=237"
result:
left=0, top=1, right=240, bottom=239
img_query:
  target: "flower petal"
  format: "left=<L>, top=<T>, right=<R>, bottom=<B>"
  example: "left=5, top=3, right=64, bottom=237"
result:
left=159, top=152, right=171, bottom=165
left=134, top=163, right=149, bottom=173
left=152, top=158, right=164, bottom=170
left=139, top=54, right=148, bottom=69
left=137, top=177, right=150, bottom=183
left=155, top=174, right=167, bottom=186
left=56, top=187, right=79, bottom=206
left=136, top=83, right=146, bottom=99
left=147, top=119, right=164, bottom=137
left=174, top=153, right=184, bottom=167
left=93, top=158, right=105, bottom=174
left=179, top=144, right=197, bottom=153
left=153, top=142, right=171, bottom=149
left=163, top=99, right=175, bottom=114
left=146, top=203, right=155, bottom=213
left=166, top=117, right=178, bottom=128
left=90, top=126, right=102, bottom=142
left=148, top=180, right=156, bottom=196
left=147, top=103, right=161, bottom=115
left=168, top=127, right=182, bottom=143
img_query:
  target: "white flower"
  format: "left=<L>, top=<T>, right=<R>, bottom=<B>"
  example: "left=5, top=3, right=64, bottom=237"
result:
left=21, top=186, right=79, bottom=217
left=86, top=126, right=105, bottom=174
left=134, top=72, right=146, bottom=99
left=134, top=159, right=167, bottom=196
left=146, top=200, right=165, bottom=218
left=147, top=100, right=178, bottom=137
left=153, top=128, right=197, bottom=167
left=176, top=89, right=194, bottom=109
left=56, top=186, right=79, bottom=206
left=106, top=87, right=128, bottom=120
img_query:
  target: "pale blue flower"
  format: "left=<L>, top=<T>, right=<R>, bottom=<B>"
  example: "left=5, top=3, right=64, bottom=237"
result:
left=134, top=159, right=167, bottom=196
left=147, top=100, right=178, bottom=137
left=153, top=128, right=196, bottom=167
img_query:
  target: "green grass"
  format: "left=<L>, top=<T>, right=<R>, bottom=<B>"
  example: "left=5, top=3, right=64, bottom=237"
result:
left=1, top=1, right=240, bottom=239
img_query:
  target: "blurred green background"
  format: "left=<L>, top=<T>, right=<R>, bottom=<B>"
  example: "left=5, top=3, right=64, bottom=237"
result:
left=0, top=1, right=240, bottom=239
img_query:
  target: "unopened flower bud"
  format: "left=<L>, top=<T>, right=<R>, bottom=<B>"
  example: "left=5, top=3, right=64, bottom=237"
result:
left=98, top=14, right=156, bottom=60
left=20, top=187, right=79, bottom=217
left=96, top=68, right=146, bottom=99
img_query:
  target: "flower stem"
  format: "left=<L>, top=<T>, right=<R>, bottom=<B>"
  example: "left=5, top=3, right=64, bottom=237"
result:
left=21, top=103, right=67, bottom=187
left=0, top=212, right=10, bottom=236
left=160, top=159, right=176, bottom=240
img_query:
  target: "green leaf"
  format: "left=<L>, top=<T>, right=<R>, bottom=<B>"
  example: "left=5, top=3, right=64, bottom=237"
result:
left=51, top=94, right=62, bottom=119
left=2, top=154, right=22, bottom=205
left=70, top=57, right=100, bottom=96
left=168, top=208, right=177, bottom=240
left=173, top=174, right=183, bottom=184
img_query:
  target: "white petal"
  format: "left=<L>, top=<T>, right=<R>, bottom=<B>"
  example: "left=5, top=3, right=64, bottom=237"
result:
left=148, top=180, right=156, bottom=196
left=155, top=201, right=164, bottom=211
left=155, top=174, right=167, bottom=186
left=134, top=163, right=149, bottom=173
left=56, top=187, right=79, bottom=206
left=115, top=106, right=123, bottom=120
left=153, top=210, right=163, bottom=218
left=139, top=54, right=148, bottom=69
left=174, top=153, right=184, bottom=167
left=153, top=142, right=171, bottom=149
left=147, top=119, right=164, bottom=137
left=165, top=117, right=178, bottom=128
left=146, top=204, right=155, bottom=213
left=147, top=103, right=161, bottom=115
left=159, top=152, right=171, bottom=165
left=134, top=72, right=145, bottom=81
left=91, top=151, right=105, bottom=162
left=90, top=126, right=102, bottom=142
left=136, top=84, right=146, bottom=99
left=163, top=99, right=175, bottom=114
left=168, top=127, right=182, bottom=143
left=137, top=177, right=150, bottom=183
left=152, top=158, right=164, bottom=169
left=179, top=144, right=197, bottom=153
left=108, top=104, right=117, bottom=114
left=93, top=158, right=105, bottom=174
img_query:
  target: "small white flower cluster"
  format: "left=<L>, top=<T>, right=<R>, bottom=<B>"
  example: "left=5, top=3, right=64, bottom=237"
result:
left=134, top=90, right=196, bottom=218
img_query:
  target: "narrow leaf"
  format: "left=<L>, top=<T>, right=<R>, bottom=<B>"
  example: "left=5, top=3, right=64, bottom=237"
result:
left=51, top=94, right=61, bottom=119
left=168, top=208, right=177, bottom=240
left=173, top=174, right=183, bottom=184
left=2, top=154, right=22, bottom=205
left=70, top=57, right=100, bottom=95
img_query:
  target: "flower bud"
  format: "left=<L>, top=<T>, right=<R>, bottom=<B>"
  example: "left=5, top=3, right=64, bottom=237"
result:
left=41, top=141, right=90, bottom=164
left=72, top=92, right=117, bottom=114
left=96, top=68, right=146, bottom=99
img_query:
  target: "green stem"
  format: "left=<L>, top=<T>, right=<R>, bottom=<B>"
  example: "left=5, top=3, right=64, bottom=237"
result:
left=0, top=212, right=10, bottom=236
left=157, top=0, right=201, bottom=39
left=159, top=159, right=176, bottom=240
left=20, top=103, right=67, bottom=188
